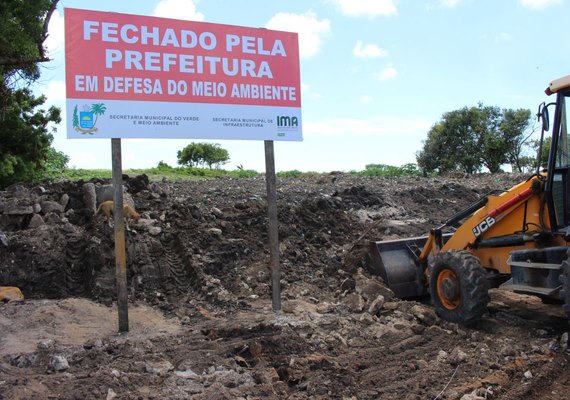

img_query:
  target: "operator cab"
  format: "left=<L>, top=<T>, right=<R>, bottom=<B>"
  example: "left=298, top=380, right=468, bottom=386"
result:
left=544, top=75, right=570, bottom=232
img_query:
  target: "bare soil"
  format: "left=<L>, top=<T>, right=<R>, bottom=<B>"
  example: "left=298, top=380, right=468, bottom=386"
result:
left=0, top=173, right=569, bottom=400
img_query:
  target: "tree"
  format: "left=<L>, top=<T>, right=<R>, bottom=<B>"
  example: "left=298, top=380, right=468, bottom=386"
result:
left=0, top=0, right=58, bottom=102
left=0, top=0, right=63, bottom=188
left=177, top=143, right=204, bottom=167
left=416, top=104, right=533, bottom=174
left=201, top=143, right=230, bottom=169
left=502, top=109, right=535, bottom=172
left=177, top=143, right=230, bottom=169
left=0, top=89, right=61, bottom=187
left=532, top=136, right=551, bottom=170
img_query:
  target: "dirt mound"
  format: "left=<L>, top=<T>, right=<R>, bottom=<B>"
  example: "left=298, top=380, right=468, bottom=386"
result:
left=1, top=173, right=569, bottom=399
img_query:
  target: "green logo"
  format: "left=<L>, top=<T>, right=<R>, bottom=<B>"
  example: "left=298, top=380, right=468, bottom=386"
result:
left=277, top=115, right=299, bottom=128
left=73, top=103, right=106, bottom=135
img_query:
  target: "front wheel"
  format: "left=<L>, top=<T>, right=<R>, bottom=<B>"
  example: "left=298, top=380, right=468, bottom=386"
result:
left=430, top=250, right=490, bottom=324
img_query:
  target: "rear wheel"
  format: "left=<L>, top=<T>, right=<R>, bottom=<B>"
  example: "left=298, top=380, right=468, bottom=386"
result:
left=430, top=250, right=489, bottom=324
left=560, top=249, right=570, bottom=317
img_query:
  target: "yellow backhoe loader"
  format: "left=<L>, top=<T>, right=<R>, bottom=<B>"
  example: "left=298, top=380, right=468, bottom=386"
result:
left=368, top=74, right=570, bottom=324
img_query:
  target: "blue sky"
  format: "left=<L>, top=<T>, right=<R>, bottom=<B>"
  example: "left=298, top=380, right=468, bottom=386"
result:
left=38, top=0, right=569, bottom=172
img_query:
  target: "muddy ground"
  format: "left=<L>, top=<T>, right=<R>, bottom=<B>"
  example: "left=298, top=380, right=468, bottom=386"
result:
left=0, top=173, right=569, bottom=400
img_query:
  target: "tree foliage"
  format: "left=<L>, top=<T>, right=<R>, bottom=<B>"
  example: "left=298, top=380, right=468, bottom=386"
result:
left=0, top=89, right=61, bottom=187
left=177, top=142, right=230, bottom=169
left=0, top=0, right=63, bottom=188
left=0, top=0, right=58, bottom=98
left=416, top=104, right=533, bottom=174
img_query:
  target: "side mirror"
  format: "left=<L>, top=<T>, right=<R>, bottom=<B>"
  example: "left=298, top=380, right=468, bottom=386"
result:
left=538, top=102, right=550, bottom=131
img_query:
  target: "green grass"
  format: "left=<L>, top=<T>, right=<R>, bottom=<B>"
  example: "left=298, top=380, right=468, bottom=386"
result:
left=48, top=163, right=424, bottom=183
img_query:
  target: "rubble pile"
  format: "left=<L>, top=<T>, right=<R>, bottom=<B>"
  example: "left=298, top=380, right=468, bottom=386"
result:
left=0, top=173, right=568, bottom=399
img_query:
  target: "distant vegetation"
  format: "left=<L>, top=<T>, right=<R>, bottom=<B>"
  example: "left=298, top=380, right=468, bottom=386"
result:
left=416, top=104, right=535, bottom=174
left=30, top=161, right=428, bottom=184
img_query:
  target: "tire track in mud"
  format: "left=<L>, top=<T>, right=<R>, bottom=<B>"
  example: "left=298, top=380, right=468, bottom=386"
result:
left=158, top=232, right=199, bottom=296
left=158, top=232, right=235, bottom=308
left=63, top=235, right=89, bottom=296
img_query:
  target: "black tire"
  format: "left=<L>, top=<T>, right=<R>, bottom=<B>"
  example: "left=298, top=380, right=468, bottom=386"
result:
left=430, top=250, right=490, bottom=324
left=560, top=249, right=570, bottom=317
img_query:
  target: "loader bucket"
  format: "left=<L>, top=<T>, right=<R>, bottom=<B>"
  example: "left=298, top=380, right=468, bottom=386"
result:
left=367, top=234, right=452, bottom=298
left=367, top=236, right=429, bottom=298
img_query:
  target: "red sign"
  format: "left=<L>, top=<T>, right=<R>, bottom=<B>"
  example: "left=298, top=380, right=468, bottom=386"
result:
left=65, top=9, right=302, bottom=140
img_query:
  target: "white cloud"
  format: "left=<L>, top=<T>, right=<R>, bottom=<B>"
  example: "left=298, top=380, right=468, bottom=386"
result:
left=376, top=66, right=398, bottom=82
left=330, top=0, right=398, bottom=17
left=360, top=95, right=374, bottom=103
left=520, top=0, right=563, bottom=9
left=301, top=83, right=322, bottom=100
left=153, top=0, right=205, bottom=21
left=353, top=41, right=389, bottom=58
left=266, top=12, right=331, bottom=58
left=44, top=80, right=66, bottom=103
left=45, top=10, right=65, bottom=57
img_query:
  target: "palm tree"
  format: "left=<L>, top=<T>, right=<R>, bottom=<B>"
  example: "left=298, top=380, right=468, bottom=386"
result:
left=90, top=103, right=107, bottom=125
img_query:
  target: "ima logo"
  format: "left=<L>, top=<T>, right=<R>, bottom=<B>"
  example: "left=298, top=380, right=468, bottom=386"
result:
left=277, top=115, right=299, bottom=128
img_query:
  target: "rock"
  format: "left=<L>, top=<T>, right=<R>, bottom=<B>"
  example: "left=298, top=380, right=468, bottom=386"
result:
left=263, top=367, right=280, bottom=383
left=31, top=186, right=46, bottom=196
left=410, top=304, right=437, bottom=325
left=355, top=268, right=394, bottom=300
left=211, top=207, right=223, bottom=217
left=449, top=347, right=468, bottom=365
left=59, top=193, right=70, bottom=208
left=340, top=278, right=356, bottom=293
left=148, top=226, right=162, bottom=236
left=50, top=355, right=69, bottom=371
left=0, top=231, right=8, bottom=246
left=460, top=391, right=485, bottom=400
left=6, top=185, right=29, bottom=197
left=44, top=212, right=65, bottom=224
left=27, top=214, right=44, bottom=229
left=561, top=332, right=569, bottom=351
left=367, top=295, right=385, bottom=315
left=281, top=302, right=295, bottom=313
left=316, top=302, right=335, bottom=314
left=344, top=292, right=365, bottom=313
left=524, top=370, right=533, bottom=379
left=3, top=200, right=34, bottom=215
left=208, top=228, right=223, bottom=236
left=11, top=353, right=37, bottom=368
left=436, top=350, right=448, bottom=363
left=106, top=388, right=117, bottom=400
left=96, top=184, right=134, bottom=207
left=83, top=183, right=97, bottom=213
left=175, top=369, right=200, bottom=379
left=145, top=359, right=174, bottom=374
left=37, top=339, right=55, bottom=350
left=40, top=200, right=64, bottom=214
left=125, top=174, right=150, bottom=194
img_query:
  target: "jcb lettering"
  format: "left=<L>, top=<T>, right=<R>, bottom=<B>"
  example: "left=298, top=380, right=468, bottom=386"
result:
left=472, top=216, right=496, bottom=237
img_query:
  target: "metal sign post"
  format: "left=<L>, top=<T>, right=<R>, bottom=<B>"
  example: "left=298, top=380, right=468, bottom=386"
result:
left=264, top=140, right=281, bottom=312
left=111, top=138, right=129, bottom=332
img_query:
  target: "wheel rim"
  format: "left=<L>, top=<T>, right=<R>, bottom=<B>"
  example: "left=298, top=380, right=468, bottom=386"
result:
left=436, top=268, right=461, bottom=310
